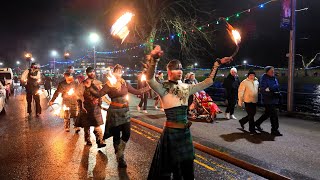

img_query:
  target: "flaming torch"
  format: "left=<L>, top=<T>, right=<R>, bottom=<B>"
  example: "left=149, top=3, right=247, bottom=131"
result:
left=125, top=94, right=129, bottom=101
left=220, top=18, right=241, bottom=58
left=107, top=71, right=117, bottom=86
left=111, top=12, right=134, bottom=43
left=140, top=74, right=146, bottom=82
left=67, top=88, right=75, bottom=96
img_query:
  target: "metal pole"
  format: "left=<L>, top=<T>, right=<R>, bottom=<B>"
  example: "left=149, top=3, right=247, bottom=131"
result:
left=53, top=57, right=56, bottom=75
left=93, top=46, right=96, bottom=69
left=288, top=0, right=296, bottom=112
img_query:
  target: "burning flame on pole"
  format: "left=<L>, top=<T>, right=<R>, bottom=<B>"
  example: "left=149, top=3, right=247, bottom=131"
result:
left=110, top=12, right=134, bottom=43
left=107, top=71, right=117, bottom=86
left=231, top=30, right=241, bottom=45
left=67, top=88, right=75, bottom=96
left=222, top=18, right=241, bottom=58
left=140, top=74, right=146, bottom=82
left=63, top=105, right=70, bottom=111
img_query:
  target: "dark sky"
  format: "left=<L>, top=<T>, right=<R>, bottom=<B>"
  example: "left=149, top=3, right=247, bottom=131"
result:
left=0, top=0, right=319, bottom=68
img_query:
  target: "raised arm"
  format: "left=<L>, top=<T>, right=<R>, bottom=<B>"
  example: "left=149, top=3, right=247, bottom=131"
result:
left=188, top=60, right=221, bottom=95
left=89, top=83, right=109, bottom=98
left=145, top=46, right=166, bottom=96
left=50, top=83, right=63, bottom=103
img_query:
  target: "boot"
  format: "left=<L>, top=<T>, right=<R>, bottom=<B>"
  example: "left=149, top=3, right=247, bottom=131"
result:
left=116, top=140, right=127, bottom=168
left=64, top=119, right=70, bottom=132
left=84, top=128, right=92, bottom=146
left=94, top=129, right=106, bottom=148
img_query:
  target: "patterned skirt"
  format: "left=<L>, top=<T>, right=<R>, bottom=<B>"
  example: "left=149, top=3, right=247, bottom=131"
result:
left=103, top=106, right=130, bottom=139
left=148, top=106, right=195, bottom=179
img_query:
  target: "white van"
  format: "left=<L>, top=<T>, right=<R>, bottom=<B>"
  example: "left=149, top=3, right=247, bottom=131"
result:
left=0, top=68, right=14, bottom=96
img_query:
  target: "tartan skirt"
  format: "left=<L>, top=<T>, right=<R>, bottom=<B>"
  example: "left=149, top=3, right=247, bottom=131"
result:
left=103, top=106, right=130, bottom=139
left=147, top=126, right=195, bottom=179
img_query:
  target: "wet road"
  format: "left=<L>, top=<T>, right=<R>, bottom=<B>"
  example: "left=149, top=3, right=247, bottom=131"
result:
left=0, top=88, right=265, bottom=179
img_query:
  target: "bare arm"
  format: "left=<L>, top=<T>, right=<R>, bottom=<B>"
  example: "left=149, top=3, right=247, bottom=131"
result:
left=189, top=60, right=220, bottom=95
left=127, top=82, right=149, bottom=95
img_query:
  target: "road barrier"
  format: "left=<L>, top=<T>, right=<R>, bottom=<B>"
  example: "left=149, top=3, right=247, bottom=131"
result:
left=131, top=117, right=291, bottom=180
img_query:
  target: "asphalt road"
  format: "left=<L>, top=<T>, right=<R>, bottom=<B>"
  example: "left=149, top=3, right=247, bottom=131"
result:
left=0, top=88, right=264, bottom=180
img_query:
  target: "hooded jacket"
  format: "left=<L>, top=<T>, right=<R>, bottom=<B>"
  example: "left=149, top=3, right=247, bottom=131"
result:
left=259, top=73, right=281, bottom=104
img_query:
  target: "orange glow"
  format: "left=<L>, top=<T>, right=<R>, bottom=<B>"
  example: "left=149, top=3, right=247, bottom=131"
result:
left=111, top=12, right=134, bottom=43
left=141, top=74, right=146, bottom=82
left=231, top=30, right=241, bottom=45
left=67, top=88, right=74, bottom=96
left=107, top=71, right=117, bottom=86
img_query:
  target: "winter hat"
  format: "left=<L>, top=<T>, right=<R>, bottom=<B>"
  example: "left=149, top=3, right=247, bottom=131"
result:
left=247, top=69, right=256, bottom=76
left=86, top=67, right=94, bottom=74
left=265, top=66, right=274, bottom=73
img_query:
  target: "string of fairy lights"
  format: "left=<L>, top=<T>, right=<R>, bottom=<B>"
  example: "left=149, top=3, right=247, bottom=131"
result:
left=96, top=0, right=278, bottom=54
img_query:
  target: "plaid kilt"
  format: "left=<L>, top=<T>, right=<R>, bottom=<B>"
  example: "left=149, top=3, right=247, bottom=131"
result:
left=148, top=106, right=195, bottom=179
left=77, top=103, right=104, bottom=128
left=103, top=107, right=130, bottom=139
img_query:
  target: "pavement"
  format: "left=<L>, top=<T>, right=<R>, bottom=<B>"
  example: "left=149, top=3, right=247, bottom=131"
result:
left=129, top=94, right=320, bottom=180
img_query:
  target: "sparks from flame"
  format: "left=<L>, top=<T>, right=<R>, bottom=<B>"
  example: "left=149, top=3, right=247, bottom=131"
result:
left=111, top=12, right=134, bottom=43
left=67, top=88, right=74, bottom=96
left=141, top=74, right=146, bottom=82
left=107, top=71, right=117, bottom=86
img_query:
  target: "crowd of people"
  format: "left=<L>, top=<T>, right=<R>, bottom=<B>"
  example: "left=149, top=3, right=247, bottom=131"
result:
left=19, top=45, right=284, bottom=179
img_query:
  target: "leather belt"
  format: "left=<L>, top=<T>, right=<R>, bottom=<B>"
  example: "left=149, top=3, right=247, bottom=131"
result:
left=110, top=101, right=128, bottom=108
left=164, top=121, right=192, bottom=129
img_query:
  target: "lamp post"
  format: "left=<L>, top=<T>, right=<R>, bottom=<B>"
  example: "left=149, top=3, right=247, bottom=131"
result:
left=0, top=62, right=3, bottom=66
left=89, top=33, right=99, bottom=69
left=194, top=63, right=198, bottom=70
left=51, top=50, right=58, bottom=74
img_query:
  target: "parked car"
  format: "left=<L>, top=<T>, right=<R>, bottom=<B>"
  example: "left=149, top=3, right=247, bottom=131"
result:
left=0, top=82, right=6, bottom=114
left=0, top=68, right=14, bottom=96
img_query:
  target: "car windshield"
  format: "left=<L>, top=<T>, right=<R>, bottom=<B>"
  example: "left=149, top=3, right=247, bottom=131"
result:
left=0, top=73, right=12, bottom=79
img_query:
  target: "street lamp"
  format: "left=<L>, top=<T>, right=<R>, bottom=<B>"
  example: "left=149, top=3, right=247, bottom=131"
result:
left=16, top=61, right=20, bottom=65
left=0, top=62, right=3, bottom=66
left=89, top=32, right=100, bottom=69
left=51, top=50, right=58, bottom=74
left=194, top=63, right=198, bottom=69
left=31, top=57, right=35, bottom=61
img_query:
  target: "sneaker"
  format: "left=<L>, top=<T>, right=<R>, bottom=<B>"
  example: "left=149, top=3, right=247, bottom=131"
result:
left=255, top=124, right=263, bottom=131
left=160, top=108, right=164, bottom=112
left=231, top=115, right=237, bottom=120
left=271, top=130, right=283, bottom=136
left=142, top=110, right=148, bottom=113
left=137, top=106, right=141, bottom=112
left=154, top=106, right=158, bottom=110
left=225, top=113, right=230, bottom=120
left=239, top=120, right=245, bottom=129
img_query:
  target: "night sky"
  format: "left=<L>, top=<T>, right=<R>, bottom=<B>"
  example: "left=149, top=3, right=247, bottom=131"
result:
left=0, top=0, right=319, bottom=68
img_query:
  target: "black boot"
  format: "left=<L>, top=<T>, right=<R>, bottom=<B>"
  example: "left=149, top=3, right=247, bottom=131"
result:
left=94, top=130, right=106, bottom=148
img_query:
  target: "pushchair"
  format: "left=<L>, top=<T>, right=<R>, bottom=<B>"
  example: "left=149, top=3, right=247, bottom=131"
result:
left=188, top=91, right=222, bottom=123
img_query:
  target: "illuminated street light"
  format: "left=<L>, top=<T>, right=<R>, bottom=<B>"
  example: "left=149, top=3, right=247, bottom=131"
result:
left=243, top=60, right=247, bottom=70
left=16, top=61, right=20, bottom=65
left=0, top=62, right=3, bottom=66
left=31, top=57, right=35, bottom=61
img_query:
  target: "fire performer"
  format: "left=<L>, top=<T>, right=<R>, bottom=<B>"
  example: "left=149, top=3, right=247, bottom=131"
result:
left=89, top=64, right=149, bottom=168
left=49, top=70, right=80, bottom=133
left=77, top=67, right=106, bottom=148
left=146, top=46, right=232, bottom=179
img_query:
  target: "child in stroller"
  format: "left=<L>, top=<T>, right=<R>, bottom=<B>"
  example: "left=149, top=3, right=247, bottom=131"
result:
left=188, top=90, right=222, bottom=123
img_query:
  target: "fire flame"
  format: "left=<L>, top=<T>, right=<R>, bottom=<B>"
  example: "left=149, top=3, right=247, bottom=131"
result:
left=107, top=72, right=117, bottom=86
left=125, top=94, right=129, bottom=101
left=141, top=74, right=146, bottom=82
left=37, top=79, right=41, bottom=83
left=111, top=12, right=134, bottom=43
left=67, top=88, right=74, bottom=96
left=63, top=105, right=70, bottom=111
left=231, top=30, right=241, bottom=45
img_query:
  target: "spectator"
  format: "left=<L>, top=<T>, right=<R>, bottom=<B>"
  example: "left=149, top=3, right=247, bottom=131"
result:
left=223, top=67, right=240, bottom=119
left=137, top=70, right=148, bottom=113
left=44, top=75, right=52, bottom=97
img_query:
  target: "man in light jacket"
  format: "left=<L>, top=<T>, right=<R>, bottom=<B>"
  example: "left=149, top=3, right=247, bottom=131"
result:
left=238, top=69, right=259, bottom=134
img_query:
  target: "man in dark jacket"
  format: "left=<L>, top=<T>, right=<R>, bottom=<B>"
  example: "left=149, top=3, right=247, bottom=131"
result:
left=21, top=63, right=41, bottom=116
left=49, top=70, right=80, bottom=133
left=223, top=67, right=240, bottom=119
left=255, top=66, right=283, bottom=136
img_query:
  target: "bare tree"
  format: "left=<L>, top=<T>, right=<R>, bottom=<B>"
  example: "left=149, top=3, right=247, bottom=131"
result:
left=104, top=0, right=216, bottom=63
left=296, top=52, right=320, bottom=76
